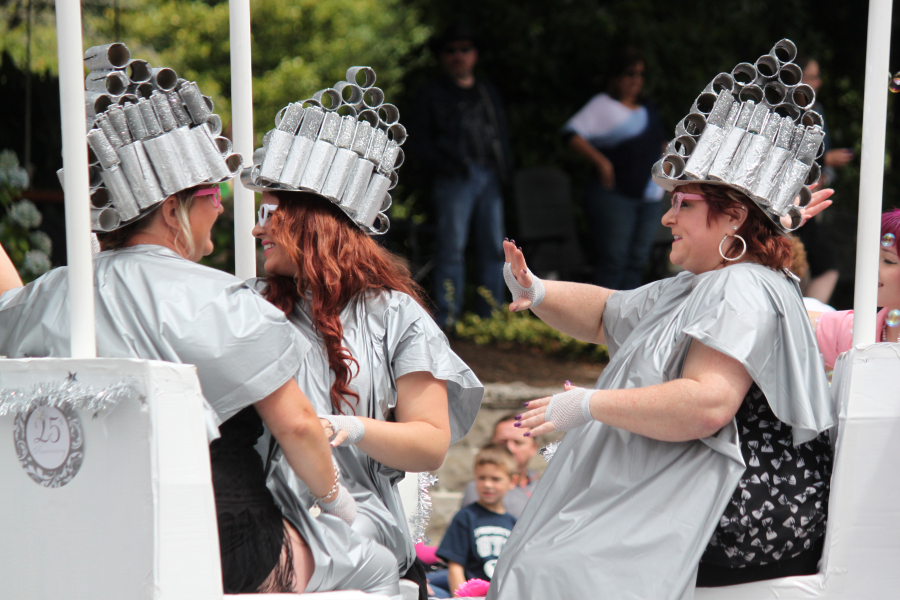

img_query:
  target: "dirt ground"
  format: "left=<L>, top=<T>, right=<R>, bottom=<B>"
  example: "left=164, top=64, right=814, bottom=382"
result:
left=448, top=339, right=606, bottom=388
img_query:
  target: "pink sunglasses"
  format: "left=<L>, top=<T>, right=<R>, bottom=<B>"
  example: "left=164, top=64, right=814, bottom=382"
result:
left=670, top=191, right=706, bottom=215
left=194, top=186, right=222, bottom=208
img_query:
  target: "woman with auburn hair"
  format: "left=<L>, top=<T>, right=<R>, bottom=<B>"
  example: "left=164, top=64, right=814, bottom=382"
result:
left=250, top=190, right=483, bottom=597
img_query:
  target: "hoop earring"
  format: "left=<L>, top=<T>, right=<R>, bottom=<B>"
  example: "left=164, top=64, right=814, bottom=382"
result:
left=719, top=234, right=747, bottom=262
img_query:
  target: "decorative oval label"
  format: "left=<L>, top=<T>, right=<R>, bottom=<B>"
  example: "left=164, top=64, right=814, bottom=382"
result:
left=14, top=405, right=84, bottom=488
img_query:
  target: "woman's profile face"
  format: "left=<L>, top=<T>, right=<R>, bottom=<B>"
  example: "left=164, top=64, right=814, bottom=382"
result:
left=877, top=242, right=900, bottom=308
left=252, top=193, right=298, bottom=278
left=662, top=193, right=740, bottom=274
left=187, top=186, right=223, bottom=261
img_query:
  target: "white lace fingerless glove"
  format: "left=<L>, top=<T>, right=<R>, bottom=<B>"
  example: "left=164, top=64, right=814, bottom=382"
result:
left=323, top=414, right=365, bottom=446
left=545, top=388, right=595, bottom=431
left=503, top=263, right=545, bottom=308
left=319, top=483, right=357, bottom=525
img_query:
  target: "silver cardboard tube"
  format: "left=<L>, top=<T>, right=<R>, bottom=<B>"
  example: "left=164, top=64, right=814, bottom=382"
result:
left=280, top=137, right=315, bottom=187
left=117, top=94, right=139, bottom=106
left=801, top=110, right=824, bottom=128
left=774, top=103, right=801, bottom=122
left=107, top=105, right=132, bottom=144
left=677, top=113, right=707, bottom=138
left=378, top=103, right=400, bottom=125
left=752, top=145, right=792, bottom=206
left=359, top=174, right=392, bottom=228
left=252, top=147, right=267, bottom=166
left=387, top=123, right=407, bottom=146
left=335, top=81, right=364, bottom=106
left=123, top=103, right=148, bottom=140
left=277, top=103, right=305, bottom=133
left=365, top=129, right=388, bottom=164
left=224, top=154, right=243, bottom=178
left=166, top=91, right=193, bottom=128
left=84, top=42, right=131, bottom=70
left=150, top=67, right=178, bottom=92
left=351, top=121, right=374, bottom=156
left=339, top=159, right=376, bottom=215
left=763, top=81, right=787, bottom=106
left=683, top=123, right=726, bottom=180
left=138, top=99, right=163, bottom=137
left=707, top=90, right=735, bottom=128
left=731, top=62, right=758, bottom=86
left=89, top=163, right=104, bottom=189
left=117, top=141, right=165, bottom=209
left=150, top=92, right=179, bottom=132
left=170, top=126, right=209, bottom=186
left=100, top=165, right=140, bottom=221
left=739, top=84, right=764, bottom=104
left=691, top=92, right=719, bottom=116
left=709, top=73, right=735, bottom=94
left=795, top=125, right=825, bottom=164
left=708, top=102, right=755, bottom=181
left=87, top=128, right=120, bottom=169
left=85, top=92, right=115, bottom=118
left=378, top=141, right=401, bottom=176
left=127, top=59, right=152, bottom=84
left=95, top=114, right=123, bottom=148
left=91, top=206, right=121, bottom=232
left=805, top=162, right=821, bottom=187
left=754, top=54, right=779, bottom=82
left=192, top=125, right=230, bottom=182
left=203, top=95, right=214, bottom=112
left=259, top=129, right=295, bottom=183
left=299, top=113, right=341, bottom=192
left=132, top=82, right=154, bottom=99
left=393, top=148, right=405, bottom=170
left=335, top=115, right=358, bottom=150
left=312, top=89, right=342, bottom=110
left=358, top=109, right=379, bottom=128
left=215, top=136, right=233, bottom=156
left=791, top=84, right=816, bottom=111
left=86, top=70, right=130, bottom=96
left=336, top=104, right=358, bottom=119
left=206, top=114, right=223, bottom=137
left=178, top=82, right=211, bottom=124
left=674, top=135, right=697, bottom=157
left=778, top=63, right=802, bottom=87
left=770, top=39, right=797, bottom=64
left=143, top=131, right=190, bottom=194
left=346, top=66, right=376, bottom=89
left=321, top=147, right=358, bottom=200
left=388, top=170, right=398, bottom=190
left=731, top=132, right=774, bottom=192
left=362, top=87, right=384, bottom=110
left=771, top=158, right=811, bottom=215
left=90, top=186, right=111, bottom=208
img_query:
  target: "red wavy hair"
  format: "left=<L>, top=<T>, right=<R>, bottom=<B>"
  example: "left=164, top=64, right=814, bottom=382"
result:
left=680, top=183, right=793, bottom=270
left=262, top=191, right=428, bottom=414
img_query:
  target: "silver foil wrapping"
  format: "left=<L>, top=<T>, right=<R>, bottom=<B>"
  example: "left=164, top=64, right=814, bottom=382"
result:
left=280, top=107, right=325, bottom=186
left=117, top=141, right=165, bottom=209
left=192, top=125, right=231, bottom=182
left=299, top=112, right=342, bottom=192
left=683, top=124, right=726, bottom=180
left=100, top=165, right=140, bottom=221
left=87, top=128, right=119, bottom=170
left=107, top=106, right=132, bottom=144
left=350, top=121, right=374, bottom=156
left=91, top=206, right=121, bottom=232
left=708, top=101, right=754, bottom=181
left=731, top=113, right=780, bottom=193
left=83, top=43, right=130, bottom=71
left=206, top=114, right=223, bottom=137
left=138, top=98, right=163, bottom=137
left=150, top=92, right=178, bottom=132
left=359, top=176, right=390, bottom=228
left=127, top=59, right=152, bottom=83
left=143, top=131, right=189, bottom=195
left=771, top=158, right=811, bottom=216
left=178, top=81, right=211, bottom=124
left=123, top=103, right=148, bottom=140
left=170, top=126, right=209, bottom=187
left=321, top=117, right=360, bottom=200
left=150, top=67, right=177, bottom=92
left=278, top=103, right=305, bottom=133
left=85, top=70, right=129, bottom=96
left=259, top=129, right=295, bottom=184
left=167, top=91, right=192, bottom=128
left=85, top=92, right=114, bottom=120
left=95, top=115, right=123, bottom=149
left=339, top=159, right=376, bottom=216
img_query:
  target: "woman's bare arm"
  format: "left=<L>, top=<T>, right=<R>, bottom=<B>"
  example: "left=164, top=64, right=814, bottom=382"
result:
left=0, top=243, right=23, bottom=295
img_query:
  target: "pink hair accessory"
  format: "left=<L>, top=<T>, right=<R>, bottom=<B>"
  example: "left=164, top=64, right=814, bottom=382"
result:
left=414, top=543, right=440, bottom=565
left=455, top=578, right=491, bottom=597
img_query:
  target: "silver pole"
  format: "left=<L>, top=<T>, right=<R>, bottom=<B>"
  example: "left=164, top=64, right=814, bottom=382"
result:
left=55, top=0, right=96, bottom=358
left=229, top=0, right=256, bottom=279
left=852, top=0, right=894, bottom=346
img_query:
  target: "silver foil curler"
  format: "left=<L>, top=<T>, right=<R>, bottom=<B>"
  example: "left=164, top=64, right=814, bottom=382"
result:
left=691, top=92, right=719, bottom=116
left=91, top=206, right=121, bottom=232
left=280, top=107, right=326, bottom=186
left=214, top=136, right=233, bottom=157
left=170, top=126, right=210, bottom=187
left=752, top=117, right=795, bottom=205
left=150, top=67, right=178, bottom=92
left=127, top=59, right=152, bottom=84
left=138, top=98, right=163, bottom=137
left=359, top=175, right=392, bottom=228
left=260, top=130, right=297, bottom=184
left=771, top=158, right=812, bottom=216
left=676, top=113, right=707, bottom=138
left=223, top=154, right=243, bottom=178
left=334, top=81, right=364, bottom=107
left=85, top=92, right=115, bottom=119
left=364, top=128, right=388, bottom=164
left=378, top=103, right=400, bottom=125
left=178, top=81, right=211, bottom=124
left=673, top=135, right=697, bottom=157
left=739, top=84, right=764, bottom=104
left=166, top=91, right=192, bottom=128
left=117, top=141, right=165, bottom=209
left=362, top=87, right=384, bottom=110
left=357, top=109, right=379, bottom=128
left=85, top=70, right=130, bottom=96
left=731, top=62, right=758, bottom=87
left=106, top=105, right=132, bottom=144
left=774, top=103, right=802, bottom=122
left=805, top=162, right=821, bottom=187
left=778, top=63, right=803, bottom=87
left=100, top=165, right=140, bottom=221
left=143, top=131, right=190, bottom=195
left=707, top=90, right=735, bottom=128
left=205, top=114, right=223, bottom=137
left=801, top=110, right=824, bottom=129
left=150, top=92, right=178, bottom=132
left=706, top=73, right=735, bottom=95
left=378, top=141, right=401, bottom=176
left=791, top=84, right=816, bottom=111
left=299, top=112, right=341, bottom=192
left=346, top=66, right=377, bottom=89
left=387, top=123, right=407, bottom=146
left=131, top=82, right=154, bottom=99
left=203, top=95, right=214, bottom=113
left=123, top=103, right=148, bottom=140
left=277, top=103, right=305, bottom=133
left=90, top=186, right=111, bottom=209
left=252, top=146, right=267, bottom=166
left=731, top=113, right=779, bottom=192
left=117, top=94, right=139, bottom=106
left=770, top=39, right=798, bottom=64
left=708, top=101, right=755, bottom=181
left=763, top=81, right=787, bottom=106
left=388, top=170, right=399, bottom=190
left=89, top=164, right=104, bottom=190
left=321, top=117, right=360, bottom=201
left=87, top=128, right=120, bottom=169
left=312, top=89, right=342, bottom=111
left=350, top=120, right=374, bottom=156
left=683, top=123, right=726, bottom=180
left=84, top=42, right=130, bottom=71
left=336, top=104, right=358, bottom=119
left=95, top=114, right=123, bottom=148
left=339, top=159, right=377, bottom=216
left=191, top=125, right=231, bottom=182
left=754, top=54, right=780, bottom=83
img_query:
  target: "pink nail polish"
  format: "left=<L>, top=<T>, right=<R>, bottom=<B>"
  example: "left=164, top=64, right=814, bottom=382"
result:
left=565, top=380, right=571, bottom=386
left=522, top=401, right=529, bottom=407
left=513, top=422, right=521, bottom=427
left=524, top=432, right=531, bottom=437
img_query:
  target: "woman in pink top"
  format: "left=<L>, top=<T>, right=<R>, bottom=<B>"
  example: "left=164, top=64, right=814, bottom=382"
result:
left=813, top=209, right=900, bottom=369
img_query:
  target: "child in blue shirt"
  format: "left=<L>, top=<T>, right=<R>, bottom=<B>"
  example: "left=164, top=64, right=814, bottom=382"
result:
left=434, top=443, right=518, bottom=596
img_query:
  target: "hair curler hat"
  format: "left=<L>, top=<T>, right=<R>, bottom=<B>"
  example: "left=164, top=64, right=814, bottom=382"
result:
left=240, top=66, right=405, bottom=235
left=651, top=39, right=824, bottom=234
left=58, top=42, right=243, bottom=233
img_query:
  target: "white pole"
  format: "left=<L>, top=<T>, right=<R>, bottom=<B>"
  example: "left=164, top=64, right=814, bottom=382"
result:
left=852, top=0, right=894, bottom=346
left=55, top=0, right=96, bottom=358
left=229, top=0, right=256, bottom=280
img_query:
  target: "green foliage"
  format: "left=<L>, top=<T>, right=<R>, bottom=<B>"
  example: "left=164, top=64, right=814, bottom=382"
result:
left=453, top=286, right=608, bottom=361
left=0, top=150, right=52, bottom=282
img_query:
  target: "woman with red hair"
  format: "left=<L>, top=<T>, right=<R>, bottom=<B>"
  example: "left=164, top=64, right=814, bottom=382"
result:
left=250, top=190, right=483, bottom=597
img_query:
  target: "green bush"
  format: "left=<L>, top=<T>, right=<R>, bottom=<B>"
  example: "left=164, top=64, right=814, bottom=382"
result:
left=453, top=287, right=608, bottom=361
left=0, top=150, right=52, bottom=283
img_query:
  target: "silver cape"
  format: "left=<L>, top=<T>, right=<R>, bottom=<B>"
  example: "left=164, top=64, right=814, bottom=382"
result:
left=488, top=263, right=836, bottom=600
left=0, top=245, right=399, bottom=596
left=251, top=282, right=484, bottom=573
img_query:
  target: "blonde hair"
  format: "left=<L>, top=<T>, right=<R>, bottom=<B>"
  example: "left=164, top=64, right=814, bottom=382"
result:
left=475, top=443, right=517, bottom=477
left=100, top=188, right=201, bottom=256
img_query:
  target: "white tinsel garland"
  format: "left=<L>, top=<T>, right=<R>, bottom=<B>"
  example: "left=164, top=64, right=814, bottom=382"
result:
left=409, top=472, right=439, bottom=545
left=0, top=374, right=142, bottom=417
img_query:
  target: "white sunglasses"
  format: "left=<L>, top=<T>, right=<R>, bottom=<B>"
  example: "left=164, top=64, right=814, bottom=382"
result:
left=258, top=203, right=278, bottom=227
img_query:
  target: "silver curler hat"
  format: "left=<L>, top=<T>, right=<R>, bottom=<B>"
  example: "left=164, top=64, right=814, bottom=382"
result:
left=241, top=66, right=405, bottom=235
left=651, top=39, right=824, bottom=234
left=59, top=42, right=243, bottom=232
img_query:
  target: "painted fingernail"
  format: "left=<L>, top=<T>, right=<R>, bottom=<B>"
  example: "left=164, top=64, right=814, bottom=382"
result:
left=522, top=401, right=529, bottom=407
left=565, top=380, right=571, bottom=386
left=522, top=268, right=527, bottom=274
left=524, top=432, right=531, bottom=437
left=515, top=414, right=522, bottom=420
left=514, top=422, right=521, bottom=427
left=511, top=239, right=516, bottom=244
left=517, top=246, right=522, bottom=251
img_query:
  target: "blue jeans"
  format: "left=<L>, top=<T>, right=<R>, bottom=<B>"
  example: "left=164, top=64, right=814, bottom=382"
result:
left=583, top=183, right=663, bottom=290
left=426, top=569, right=452, bottom=598
left=432, top=164, right=506, bottom=327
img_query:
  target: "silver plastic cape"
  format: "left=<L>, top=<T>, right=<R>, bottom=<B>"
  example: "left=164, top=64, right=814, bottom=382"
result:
left=251, top=282, right=484, bottom=573
left=0, top=246, right=400, bottom=596
left=488, top=263, right=836, bottom=600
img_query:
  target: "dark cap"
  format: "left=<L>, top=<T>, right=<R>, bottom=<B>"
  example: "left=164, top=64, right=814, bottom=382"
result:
left=429, top=21, right=481, bottom=55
